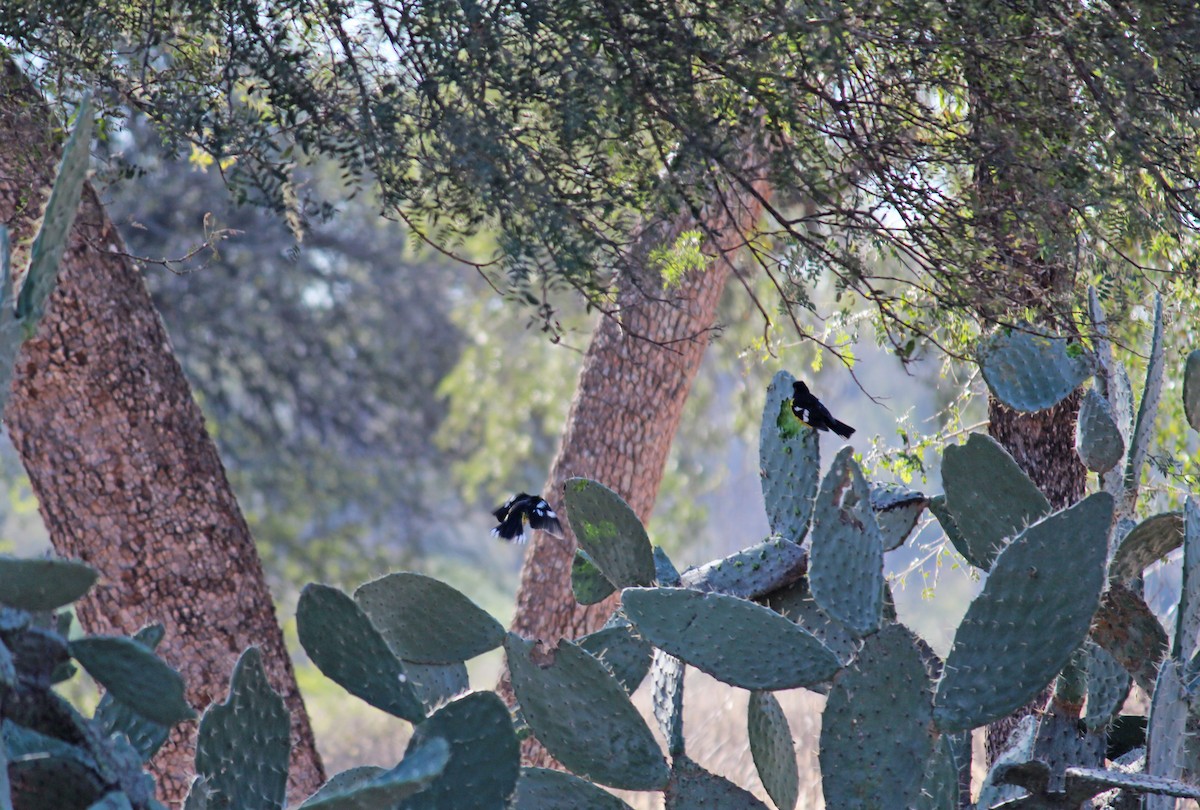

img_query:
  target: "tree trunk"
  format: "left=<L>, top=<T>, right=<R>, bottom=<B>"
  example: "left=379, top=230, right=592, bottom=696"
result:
left=503, top=156, right=772, bottom=766
left=0, top=62, right=324, bottom=805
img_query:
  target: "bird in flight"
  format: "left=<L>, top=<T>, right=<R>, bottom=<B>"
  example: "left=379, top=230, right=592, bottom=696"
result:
left=491, top=493, right=564, bottom=543
left=791, top=380, right=855, bottom=439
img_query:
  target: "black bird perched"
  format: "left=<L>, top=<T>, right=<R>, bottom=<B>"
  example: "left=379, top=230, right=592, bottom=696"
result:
left=791, top=380, right=855, bottom=439
left=491, top=493, right=564, bottom=543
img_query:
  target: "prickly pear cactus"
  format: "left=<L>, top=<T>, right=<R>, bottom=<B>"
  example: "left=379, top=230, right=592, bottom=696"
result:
left=977, top=326, right=1094, bottom=412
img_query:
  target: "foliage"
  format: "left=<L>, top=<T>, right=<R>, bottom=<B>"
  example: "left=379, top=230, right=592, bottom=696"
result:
left=5, top=2, right=1200, bottom=356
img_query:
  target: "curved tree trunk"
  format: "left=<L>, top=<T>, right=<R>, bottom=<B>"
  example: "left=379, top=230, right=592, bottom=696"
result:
left=503, top=156, right=772, bottom=766
left=0, top=62, right=324, bottom=805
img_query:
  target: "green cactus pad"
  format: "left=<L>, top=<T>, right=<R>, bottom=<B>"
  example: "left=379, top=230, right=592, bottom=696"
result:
left=748, top=691, right=798, bottom=810
left=678, top=537, right=807, bottom=600
left=353, top=572, right=504, bottom=663
left=0, top=557, right=96, bottom=612
left=933, top=493, right=1113, bottom=732
left=1110, top=511, right=1183, bottom=582
left=622, top=588, right=840, bottom=691
left=398, top=661, right=468, bottom=712
left=913, top=735, right=958, bottom=810
left=820, top=623, right=935, bottom=810
left=1066, top=766, right=1200, bottom=801
left=926, top=495, right=972, bottom=567
left=94, top=626, right=170, bottom=762
left=505, top=634, right=668, bottom=790
left=0, top=638, right=14, bottom=687
left=1032, top=702, right=1105, bottom=793
left=16, top=93, right=93, bottom=326
left=939, top=434, right=1051, bottom=570
left=511, top=768, right=633, bottom=809
left=1147, top=658, right=1190, bottom=789
left=1185, top=350, right=1200, bottom=432
left=195, top=648, right=289, bottom=810
left=974, top=715, right=1037, bottom=810
left=183, top=777, right=215, bottom=810
left=1083, top=642, right=1130, bottom=731
left=1075, top=386, right=1125, bottom=473
left=766, top=578, right=859, bottom=665
left=296, top=584, right=424, bottom=722
left=577, top=621, right=653, bottom=695
left=1125, top=294, right=1165, bottom=497
left=809, top=448, right=883, bottom=635
left=664, top=757, right=770, bottom=810
left=571, top=550, right=616, bottom=605
left=68, top=637, right=193, bottom=726
left=870, top=484, right=928, bottom=552
left=1178, top=498, right=1200, bottom=662
left=653, top=546, right=682, bottom=586
left=301, top=738, right=449, bottom=809
left=396, top=692, right=519, bottom=810
left=759, top=371, right=820, bottom=543
left=651, top=649, right=685, bottom=758
left=564, top=478, right=655, bottom=588
left=977, top=326, right=1094, bottom=412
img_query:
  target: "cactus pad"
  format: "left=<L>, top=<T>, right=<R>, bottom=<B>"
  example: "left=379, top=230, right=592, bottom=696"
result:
left=1185, top=350, right=1200, bottom=432
left=1083, top=642, right=1130, bottom=731
left=1075, top=386, right=1125, bottom=473
left=68, top=637, right=193, bottom=727
left=94, top=626, right=170, bottom=762
left=396, top=692, right=519, bottom=809
left=398, top=661, right=468, bottom=712
left=933, top=493, right=1113, bottom=732
left=571, top=550, right=616, bottom=605
left=505, top=634, right=668, bottom=790
left=759, top=371, right=820, bottom=543
left=870, top=483, right=928, bottom=551
left=511, top=768, right=633, bottom=809
left=677, top=537, right=807, bottom=600
left=974, top=715, right=1037, bottom=810
left=820, top=623, right=935, bottom=810
left=747, top=691, right=798, bottom=810
left=1124, top=294, right=1165, bottom=498
left=0, top=557, right=96, bottom=612
left=1147, top=658, right=1190, bottom=796
left=654, top=546, right=682, bottom=587
left=564, top=478, right=655, bottom=588
left=913, top=735, right=958, bottom=810
left=195, top=648, right=289, bottom=810
left=300, top=738, right=449, bottom=809
left=622, top=588, right=840, bottom=691
left=1178, top=497, right=1200, bottom=662
left=353, top=572, right=504, bottom=663
left=650, top=649, right=685, bottom=758
left=766, top=578, right=859, bottom=665
left=664, top=757, right=770, bottom=810
left=577, top=621, right=653, bottom=696
left=809, top=448, right=883, bottom=635
left=296, top=584, right=424, bottom=722
left=16, top=93, right=94, bottom=325
left=939, top=434, right=1051, bottom=570
left=977, top=326, right=1094, bottom=412
left=1110, top=511, right=1183, bottom=582
left=1066, top=766, right=1200, bottom=802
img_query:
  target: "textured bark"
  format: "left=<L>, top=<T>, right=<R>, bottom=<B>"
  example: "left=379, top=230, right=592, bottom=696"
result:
left=0, top=63, right=324, bottom=804
left=503, top=159, right=772, bottom=767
